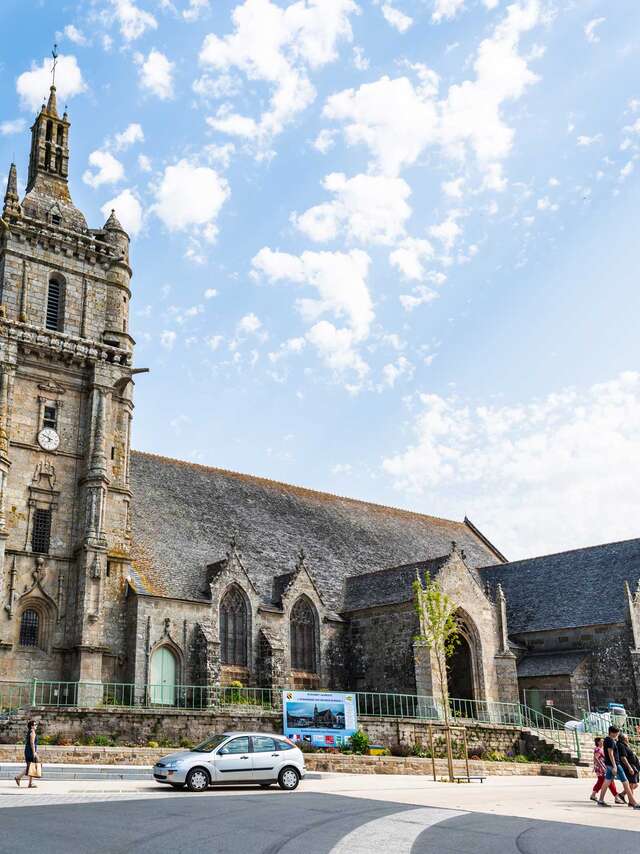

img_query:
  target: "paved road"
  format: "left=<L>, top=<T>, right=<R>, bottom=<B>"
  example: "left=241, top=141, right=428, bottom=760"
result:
left=0, top=788, right=638, bottom=854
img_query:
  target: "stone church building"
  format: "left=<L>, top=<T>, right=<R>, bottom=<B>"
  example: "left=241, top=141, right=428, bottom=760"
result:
left=1, top=86, right=639, bottom=715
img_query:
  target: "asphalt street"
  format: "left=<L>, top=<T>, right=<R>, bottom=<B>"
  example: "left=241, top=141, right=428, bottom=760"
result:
left=0, top=788, right=638, bottom=854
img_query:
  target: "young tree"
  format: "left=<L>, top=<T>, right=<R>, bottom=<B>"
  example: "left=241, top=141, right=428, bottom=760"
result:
left=413, top=571, right=460, bottom=727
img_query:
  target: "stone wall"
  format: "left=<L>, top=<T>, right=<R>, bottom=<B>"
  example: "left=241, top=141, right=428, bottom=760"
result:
left=346, top=603, right=418, bottom=694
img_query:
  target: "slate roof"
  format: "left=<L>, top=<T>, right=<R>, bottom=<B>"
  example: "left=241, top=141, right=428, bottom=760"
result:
left=480, top=538, right=640, bottom=634
left=343, top=557, right=448, bottom=611
left=129, top=451, right=503, bottom=610
left=517, top=651, right=589, bottom=678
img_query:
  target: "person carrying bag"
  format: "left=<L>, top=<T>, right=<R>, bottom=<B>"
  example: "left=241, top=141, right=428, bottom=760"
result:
left=15, top=720, right=41, bottom=788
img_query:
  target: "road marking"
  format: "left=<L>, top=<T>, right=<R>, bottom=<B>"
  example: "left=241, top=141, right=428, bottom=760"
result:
left=329, top=806, right=465, bottom=854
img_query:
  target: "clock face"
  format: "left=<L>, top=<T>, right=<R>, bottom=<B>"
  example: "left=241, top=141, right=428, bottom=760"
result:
left=38, top=427, right=60, bottom=451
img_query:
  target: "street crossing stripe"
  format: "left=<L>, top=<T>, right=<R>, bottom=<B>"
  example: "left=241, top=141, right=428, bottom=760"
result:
left=328, top=806, right=466, bottom=854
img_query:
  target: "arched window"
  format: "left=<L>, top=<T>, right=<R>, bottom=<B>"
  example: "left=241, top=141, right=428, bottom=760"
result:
left=220, top=586, right=248, bottom=666
left=56, top=125, right=64, bottom=146
left=290, top=597, right=316, bottom=672
left=46, top=276, right=64, bottom=331
left=19, top=609, right=39, bottom=648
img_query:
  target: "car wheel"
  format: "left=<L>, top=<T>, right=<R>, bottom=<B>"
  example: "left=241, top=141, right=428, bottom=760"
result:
left=278, top=767, right=300, bottom=791
left=170, top=783, right=185, bottom=789
left=186, top=768, right=211, bottom=792
left=259, top=783, right=273, bottom=789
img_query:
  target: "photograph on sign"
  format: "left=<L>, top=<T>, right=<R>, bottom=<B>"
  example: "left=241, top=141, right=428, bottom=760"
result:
left=282, top=690, right=357, bottom=748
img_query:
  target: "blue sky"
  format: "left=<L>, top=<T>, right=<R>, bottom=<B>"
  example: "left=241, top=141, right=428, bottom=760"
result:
left=1, top=0, right=639, bottom=560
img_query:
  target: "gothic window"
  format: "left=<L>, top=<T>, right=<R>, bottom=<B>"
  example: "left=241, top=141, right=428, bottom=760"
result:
left=31, top=508, right=52, bottom=554
left=45, top=121, right=53, bottom=142
left=19, top=609, right=39, bottom=648
left=56, top=125, right=63, bottom=146
left=46, top=276, right=64, bottom=331
left=290, top=597, right=317, bottom=672
left=220, top=586, right=248, bottom=666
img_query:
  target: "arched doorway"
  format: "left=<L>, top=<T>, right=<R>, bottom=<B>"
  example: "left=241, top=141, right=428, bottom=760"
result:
left=447, top=634, right=474, bottom=703
left=150, top=646, right=177, bottom=706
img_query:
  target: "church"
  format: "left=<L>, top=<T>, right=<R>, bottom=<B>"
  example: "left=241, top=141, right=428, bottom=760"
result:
left=1, top=85, right=640, bottom=717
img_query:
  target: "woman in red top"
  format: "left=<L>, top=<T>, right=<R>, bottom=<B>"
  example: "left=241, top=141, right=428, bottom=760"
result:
left=591, top=737, right=624, bottom=803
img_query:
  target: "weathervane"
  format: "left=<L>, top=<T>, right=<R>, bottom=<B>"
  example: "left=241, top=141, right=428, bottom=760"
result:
left=51, top=43, right=58, bottom=87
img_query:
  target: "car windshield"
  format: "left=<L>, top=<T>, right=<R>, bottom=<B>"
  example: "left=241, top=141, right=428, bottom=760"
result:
left=191, top=734, right=228, bottom=753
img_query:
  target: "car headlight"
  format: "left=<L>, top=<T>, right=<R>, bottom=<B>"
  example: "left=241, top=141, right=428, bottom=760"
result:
left=164, top=761, right=181, bottom=770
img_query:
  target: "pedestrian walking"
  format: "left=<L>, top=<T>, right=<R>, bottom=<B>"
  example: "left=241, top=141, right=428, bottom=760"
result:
left=591, top=736, right=625, bottom=803
left=618, top=733, right=640, bottom=794
left=597, top=726, right=640, bottom=808
left=14, top=719, right=40, bottom=789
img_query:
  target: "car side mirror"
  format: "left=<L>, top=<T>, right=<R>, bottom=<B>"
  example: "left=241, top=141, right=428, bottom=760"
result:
left=218, top=748, right=229, bottom=755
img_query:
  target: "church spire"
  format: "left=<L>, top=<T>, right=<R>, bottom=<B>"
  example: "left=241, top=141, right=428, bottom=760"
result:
left=46, top=85, right=59, bottom=118
left=3, top=163, right=20, bottom=218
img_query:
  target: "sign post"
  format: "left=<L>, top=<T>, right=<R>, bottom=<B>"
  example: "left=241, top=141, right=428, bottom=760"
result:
left=282, top=690, right=358, bottom=748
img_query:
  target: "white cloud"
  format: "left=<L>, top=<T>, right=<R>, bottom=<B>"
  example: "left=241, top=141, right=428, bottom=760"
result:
left=548, top=176, right=560, bottom=187
left=100, top=189, right=143, bottom=236
left=152, top=159, right=230, bottom=236
left=584, top=17, right=605, bottom=44
left=136, top=49, right=174, bottom=100
left=482, top=162, right=507, bottom=191
left=536, top=195, right=558, bottom=212
left=294, top=173, right=412, bottom=245
left=83, top=150, right=125, bottom=188
left=238, top=312, right=262, bottom=334
left=442, top=177, right=464, bottom=198
left=577, top=133, right=603, bottom=147
left=252, top=247, right=373, bottom=340
left=324, top=1, right=542, bottom=175
left=269, top=337, right=306, bottom=362
left=432, top=0, right=465, bottom=23
left=619, top=161, right=635, bottom=182
left=306, top=320, right=369, bottom=381
left=380, top=355, right=413, bottom=388
left=160, top=330, right=177, bottom=350
left=0, top=119, right=26, bottom=136
left=17, top=53, right=87, bottom=112
left=352, top=46, right=369, bottom=71
left=206, top=334, right=224, bottom=350
left=110, top=0, right=157, bottom=41
left=114, top=123, right=144, bottom=150
left=312, top=129, right=336, bottom=153
left=183, top=0, right=210, bottom=21
left=199, top=0, right=358, bottom=145
left=429, top=213, right=463, bottom=252
left=399, top=285, right=439, bottom=312
left=204, top=288, right=218, bottom=299
left=63, top=24, right=87, bottom=45
left=389, top=238, right=434, bottom=281
left=138, top=153, right=152, bottom=172
left=382, top=371, right=640, bottom=559
left=382, top=4, right=413, bottom=33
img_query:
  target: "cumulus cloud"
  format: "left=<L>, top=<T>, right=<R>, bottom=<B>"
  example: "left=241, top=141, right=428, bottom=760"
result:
left=110, top=0, right=157, bottom=42
left=160, top=330, right=177, bottom=350
left=152, top=159, right=230, bottom=236
left=136, top=49, right=174, bottom=99
left=101, top=189, right=143, bottom=236
left=381, top=4, right=413, bottom=32
left=113, top=123, right=144, bottom=150
left=293, top=173, right=412, bottom=245
left=83, top=150, right=125, bottom=188
left=200, top=0, right=358, bottom=145
left=389, top=238, right=434, bottom=281
left=183, top=0, right=210, bottom=21
left=17, top=53, right=87, bottom=112
left=432, top=0, right=465, bottom=23
left=383, top=371, right=640, bottom=559
left=252, top=247, right=373, bottom=340
left=577, top=133, right=603, bottom=146
left=324, top=0, right=542, bottom=176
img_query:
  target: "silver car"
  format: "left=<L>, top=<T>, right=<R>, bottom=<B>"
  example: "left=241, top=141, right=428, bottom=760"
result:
left=153, top=732, right=306, bottom=792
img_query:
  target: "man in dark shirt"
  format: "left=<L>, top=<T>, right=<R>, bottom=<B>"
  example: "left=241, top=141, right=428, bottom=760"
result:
left=619, top=733, right=640, bottom=792
left=598, top=726, right=640, bottom=808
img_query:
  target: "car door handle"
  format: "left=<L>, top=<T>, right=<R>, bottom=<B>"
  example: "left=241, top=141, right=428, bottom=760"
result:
left=271, top=754, right=280, bottom=757
left=241, top=755, right=249, bottom=759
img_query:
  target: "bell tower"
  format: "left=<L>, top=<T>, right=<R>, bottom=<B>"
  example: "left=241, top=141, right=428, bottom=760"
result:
left=0, top=57, right=138, bottom=688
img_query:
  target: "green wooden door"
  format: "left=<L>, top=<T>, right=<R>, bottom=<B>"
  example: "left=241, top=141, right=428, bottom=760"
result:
left=150, top=646, right=176, bottom=706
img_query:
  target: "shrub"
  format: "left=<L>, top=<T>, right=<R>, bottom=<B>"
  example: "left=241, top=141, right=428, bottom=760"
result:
left=179, top=737, right=194, bottom=749
left=348, top=730, right=370, bottom=755
left=39, top=734, right=53, bottom=745
left=147, top=740, right=159, bottom=749
left=485, top=750, right=508, bottom=762
left=92, top=735, right=114, bottom=747
left=389, top=743, right=413, bottom=758
left=513, top=754, right=530, bottom=763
